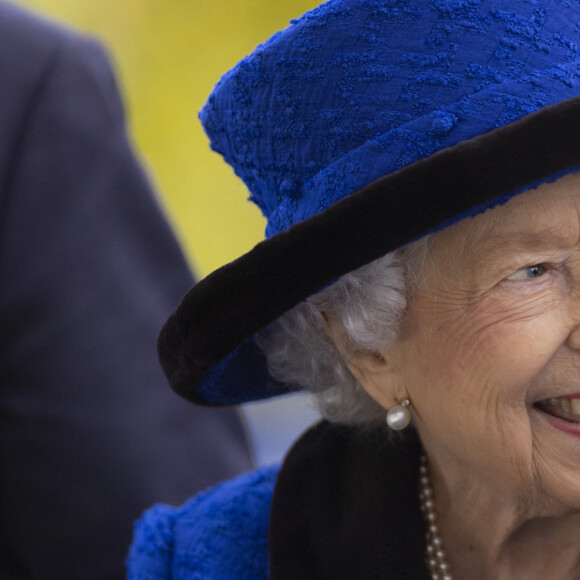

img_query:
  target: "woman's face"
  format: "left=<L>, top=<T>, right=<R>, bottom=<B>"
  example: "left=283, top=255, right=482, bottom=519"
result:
left=382, top=172, right=580, bottom=513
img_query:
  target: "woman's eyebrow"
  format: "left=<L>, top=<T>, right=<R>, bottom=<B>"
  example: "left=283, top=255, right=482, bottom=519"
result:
left=477, top=229, right=572, bottom=259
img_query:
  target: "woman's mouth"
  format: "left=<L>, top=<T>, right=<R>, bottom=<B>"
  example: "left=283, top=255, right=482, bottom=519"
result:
left=534, top=396, right=580, bottom=438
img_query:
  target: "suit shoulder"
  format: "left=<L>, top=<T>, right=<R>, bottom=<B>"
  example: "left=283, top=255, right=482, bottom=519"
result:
left=0, top=1, right=108, bottom=87
left=128, top=464, right=279, bottom=580
left=0, top=1, right=87, bottom=52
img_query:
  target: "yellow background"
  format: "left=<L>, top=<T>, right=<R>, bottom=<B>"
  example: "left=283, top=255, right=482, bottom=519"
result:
left=17, top=0, right=317, bottom=277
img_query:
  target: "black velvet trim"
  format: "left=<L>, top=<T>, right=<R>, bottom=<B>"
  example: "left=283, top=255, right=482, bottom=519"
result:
left=158, top=96, right=580, bottom=404
left=268, top=422, right=430, bottom=580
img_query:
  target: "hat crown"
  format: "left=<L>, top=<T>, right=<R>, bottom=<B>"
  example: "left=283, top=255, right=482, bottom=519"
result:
left=200, top=0, right=580, bottom=237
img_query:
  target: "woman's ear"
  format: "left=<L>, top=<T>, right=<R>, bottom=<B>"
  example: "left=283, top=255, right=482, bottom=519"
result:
left=324, top=315, right=401, bottom=410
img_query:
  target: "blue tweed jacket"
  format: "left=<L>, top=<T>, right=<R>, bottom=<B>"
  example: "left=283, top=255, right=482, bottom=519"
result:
left=128, top=466, right=276, bottom=579
left=127, top=423, right=431, bottom=580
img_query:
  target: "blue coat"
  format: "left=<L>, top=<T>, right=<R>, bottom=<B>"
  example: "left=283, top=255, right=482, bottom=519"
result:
left=0, top=2, right=253, bottom=578
left=128, top=422, right=432, bottom=579
left=129, top=466, right=277, bottom=579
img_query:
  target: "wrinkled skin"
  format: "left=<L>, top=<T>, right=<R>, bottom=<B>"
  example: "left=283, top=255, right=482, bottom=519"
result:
left=335, top=172, right=580, bottom=579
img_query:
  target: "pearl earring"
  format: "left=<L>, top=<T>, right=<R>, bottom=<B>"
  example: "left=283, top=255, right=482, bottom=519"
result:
left=386, top=398, right=411, bottom=431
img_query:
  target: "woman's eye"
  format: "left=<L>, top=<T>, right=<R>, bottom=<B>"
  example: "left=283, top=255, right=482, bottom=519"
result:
left=505, top=264, right=547, bottom=281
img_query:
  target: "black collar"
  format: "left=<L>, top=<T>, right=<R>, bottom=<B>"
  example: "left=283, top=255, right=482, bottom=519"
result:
left=269, top=421, right=431, bottom=580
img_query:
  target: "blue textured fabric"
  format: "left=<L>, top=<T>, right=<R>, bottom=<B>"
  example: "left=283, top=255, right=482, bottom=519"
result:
left=189, top=0, right=580, bottom=406
left=201, top=0, right=580, bottom=239
left=127, top=465, right=278, bottom=580
left=155, top=0, right=580, bottom=408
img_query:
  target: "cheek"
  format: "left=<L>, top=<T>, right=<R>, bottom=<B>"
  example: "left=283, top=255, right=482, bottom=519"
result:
left=404, top=292, right=573, bottom=474
left=462, top=296, right=569, bottom=392
left=401, top=313, right=538, bottom=486
left=409, top=290, right=568, bottom=400
left=404, top=301, right=503, bottom=396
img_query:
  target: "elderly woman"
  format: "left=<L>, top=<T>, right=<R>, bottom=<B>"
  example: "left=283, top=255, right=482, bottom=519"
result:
left=127, top=0, right=580, bottom=578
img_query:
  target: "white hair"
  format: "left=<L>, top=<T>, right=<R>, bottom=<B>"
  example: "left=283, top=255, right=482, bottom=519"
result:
left=255, top=238, right=430, bottom=426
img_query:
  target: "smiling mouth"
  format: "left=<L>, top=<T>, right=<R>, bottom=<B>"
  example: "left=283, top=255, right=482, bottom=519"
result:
left=535, top=398, right=580, bottom=424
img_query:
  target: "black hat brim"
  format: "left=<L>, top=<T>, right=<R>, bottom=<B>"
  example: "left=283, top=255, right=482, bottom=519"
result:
left=159, top=96, right=580, bottom=406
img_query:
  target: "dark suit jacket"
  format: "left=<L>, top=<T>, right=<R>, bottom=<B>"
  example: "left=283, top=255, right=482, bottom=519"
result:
left=0, top=2, right=253, bottom=578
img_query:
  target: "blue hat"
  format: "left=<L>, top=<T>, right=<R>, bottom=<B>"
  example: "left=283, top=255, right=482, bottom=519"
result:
left=160, top=0, right=580, bottom=406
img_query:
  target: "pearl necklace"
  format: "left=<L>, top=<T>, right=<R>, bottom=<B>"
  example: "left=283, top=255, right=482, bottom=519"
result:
left=419, top=455, right=453, bottom=580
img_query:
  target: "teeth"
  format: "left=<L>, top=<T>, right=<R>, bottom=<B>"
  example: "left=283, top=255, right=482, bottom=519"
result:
left=547, top=398, right=578, bottom=413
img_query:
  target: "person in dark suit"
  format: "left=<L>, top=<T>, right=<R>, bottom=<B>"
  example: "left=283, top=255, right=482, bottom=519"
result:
left=0, top=1, right=253, bottom=578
